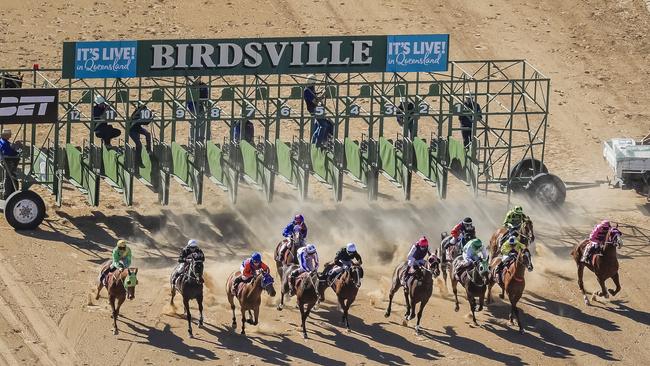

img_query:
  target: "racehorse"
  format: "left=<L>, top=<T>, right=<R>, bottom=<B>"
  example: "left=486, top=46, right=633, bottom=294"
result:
left=439, top=231, right=473, bottom=288
left=570, top=226, right=623, bottom=305
left=320, top=264, right=363, bottom=331
left=451, top=257, right=489, bottom=325
left=95, top=261, right=138, bottom=335
left=489, top=218, right=536, bottom=259
left=274, top=228, right=303, bottom=278
left=226, top=270, right=276, bottom=335
left=487, top=249, right=533, bottom=333
left=170, top=256, right=204, bottom=338
left=384, top=255, right=440, bottom=335
left=284, top=269, right=321, bottom=339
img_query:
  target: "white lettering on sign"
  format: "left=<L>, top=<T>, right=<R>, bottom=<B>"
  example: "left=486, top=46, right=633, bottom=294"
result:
left=0, top=96, right=56, bottom=117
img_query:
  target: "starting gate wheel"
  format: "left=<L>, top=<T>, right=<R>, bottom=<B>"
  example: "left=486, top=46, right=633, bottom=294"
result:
left=4, top=190, right=46, bottom=230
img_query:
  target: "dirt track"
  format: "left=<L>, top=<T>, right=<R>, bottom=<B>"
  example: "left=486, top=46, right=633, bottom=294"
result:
left=1, top=0, right=650, bottom=365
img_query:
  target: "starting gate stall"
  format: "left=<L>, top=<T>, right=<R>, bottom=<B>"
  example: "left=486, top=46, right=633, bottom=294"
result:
left=0, top=34, right=565, bottom=230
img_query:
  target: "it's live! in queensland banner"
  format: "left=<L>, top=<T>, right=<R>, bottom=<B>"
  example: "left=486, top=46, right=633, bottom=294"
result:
left=62, top=35, right=449, bottom=78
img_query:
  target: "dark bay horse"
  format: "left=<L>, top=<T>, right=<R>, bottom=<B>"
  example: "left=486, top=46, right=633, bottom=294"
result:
left=385, top=255, right=440, bottom=335
left=321, top=264, right=363, bottom=331
left=451, top=257, right=489, bottom=325
left=439, top=232, right=467, bottom=288
left=274, top=229, right=303, bottom=278
left=489, top=219, right=536, bottom=260
left=226, top=270, right=276, bottom=335
left=570, top=226, right=623, bottom=305
left=487, top=249, right=533, bottom=333
left=170, top=257, right=204, bottom=338
left=95, top=262, right=138, bottom=335
left=290, top=270, right=322, bottom=339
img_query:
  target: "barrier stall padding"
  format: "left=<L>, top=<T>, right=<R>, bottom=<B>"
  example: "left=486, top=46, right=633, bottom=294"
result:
left=31, top=147, right=55, bottom=192
left=137, top=148, right=155, bottom=185
left=206, top=141, right=225, bottom=185
left=240, top=141, right=260, bottom=182
left=344, top=137, right=363, bottom=182
left=379, top=137, right=403, bottom=186
left=413, top=137, right=436, bottom=183
left=171, top=142, right=190, bottom=185
left=206, top=141, right=239, bottom=203
left=276, top=141, right=293, bottom=182
left=101, top=146, right=133, bottom=205
left=310, top=144, right=342, bottom=200
left=448, top=138, right=466, bottom=169
left=65, top=144, right=100, bottom=206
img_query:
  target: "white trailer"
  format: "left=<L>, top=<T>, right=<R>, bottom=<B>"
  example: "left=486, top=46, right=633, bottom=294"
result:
left=603, top=136, right=650, bottom=199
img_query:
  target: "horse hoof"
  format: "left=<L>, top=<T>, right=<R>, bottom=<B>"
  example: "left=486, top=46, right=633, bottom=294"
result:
left=519, top=328, right=525, bottom=335
left=277, top=305, right=283, bottom=311
left=454, top=305, right=459, bottom=312
left=302, top=332, right=308, bottom=339
left=477, top=306, right=483, bottom=312
left=384, top=312, right=390, bottom=318
left=608, top=289, right=617, bottom=296
left=113, top=329, right=118, bottom=335
left=199, top=322, right=203, bottom=328
left=583, top=296, right=590, bottom=306
left=401, top=319, right=408, bottom=327
left=346, top=327, right=351, bottom=333
left=189, top=333, right=194, bottom=339
left=240, top=331, right=246, bottom=336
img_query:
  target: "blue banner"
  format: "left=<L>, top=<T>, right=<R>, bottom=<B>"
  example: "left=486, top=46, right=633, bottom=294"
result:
left=73, top=41, right=137, bottom=78
left=385, top=34, right=449, bottom=73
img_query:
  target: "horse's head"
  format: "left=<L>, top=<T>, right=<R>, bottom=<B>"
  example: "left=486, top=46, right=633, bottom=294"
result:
left=427, top=252, right=441, bottom=278
left=291, top=226, right=303, bottom=245
left=521, top=219, right=535, bottom=245
left=607, top=227, right=623, bottom=250
left=471, top=259, right=490, bottom=286
left=350, top=265, right=363, bottom=288
left=124, top=268, right=138, bottom=300
left=521, top=248, right=534, bottom=272
left=190, top=259, right=204, bottom=282
left=261, top=272, right=276, bottom=297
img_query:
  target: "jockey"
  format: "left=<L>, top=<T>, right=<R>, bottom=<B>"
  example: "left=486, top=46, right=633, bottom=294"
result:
left=446, top=217, right=476, bottom=249
left=171, top=239, right=205, bottom=284
left=402, top=236, right=431, bottom=286
left=282, top=214, right=308, bottom=241
left=232, top=252, right=270, bottom=293
left=289, top=244, right=319, bottom=295
left=101, top=239, right=132, bottom=284
left=582, top=220, right=612, bottom=263
left=324, top=243, right=363, bottom=283
left=455, top=238, right=488, bottom=279
left=494, top=236, right=526, bottom=283
left=503, top=206, right=528, bottom=230
left=277, top=225, right=306, bottom=262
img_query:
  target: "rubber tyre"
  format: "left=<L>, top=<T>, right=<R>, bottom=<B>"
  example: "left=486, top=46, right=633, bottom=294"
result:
left=4, top=190, right=46, bottom=230
left=509, top=158, right=549, bottom=192
left=525, top=173, right=566, bottom=207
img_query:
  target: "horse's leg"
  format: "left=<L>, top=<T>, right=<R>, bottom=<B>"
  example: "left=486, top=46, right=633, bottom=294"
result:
left=227, top=290, right=236, bottom=329
left=577, top=263, right=589, bottom=305
left=452, top=279, right=460, bottom=312
left=384, top=279, right=399, bottom=318
left=403, top=288, right=412, bottom=320
left=343, top=298, right=351, bottom=331
left=338, top=296, right=346, bottom=325
left=609, top=273, right=621, bottom=297
left=477, top=287, right=485, bottom=312
left=197, top=294, right=204, bottom=327
left=252, top=306, right=260, bottom=326
left=415, top=299, right=427, bottom=335
left=110, top=295, right=118, bottom=335
left=442, top=264, right=448, bottom=289
left=596, top=276, right=609, bottom=299
left=408, top=294, right=417, bottom=321
left=277, top=283, right=286, bottom=311
left=487, top=279, right=494, bottom=305
left=170, top=280, right=176, bottom=306
left=240, top=307, right=247, bottom=335
left=468, top=292, right=477, bottom=325
left=184, top=297, right=193, bottom=338
left=302, top=302, right=315, bottom=339
left=298, top=301, right=308, bottom=339
left=246, top=309, right=255, bottom=325
left=95, top=279, right=103, bottom=301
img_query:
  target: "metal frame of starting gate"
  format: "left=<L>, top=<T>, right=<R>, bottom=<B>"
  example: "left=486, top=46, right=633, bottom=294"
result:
left=0, top=59, right=550, bottom=207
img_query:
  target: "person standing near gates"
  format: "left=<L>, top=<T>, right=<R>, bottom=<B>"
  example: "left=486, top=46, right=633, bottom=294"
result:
left=187, top=76, right=209, bottom=143
left=93, top=95, right=121, bottom=147
left=129, top=103, right=153, bottom=167
left=232, top=119, right=255, bottom=144
left=0, top=129, right=21, bottom=199
left=303, top=74, right=332, bottom=147
left=458, top=95, right=482, bottom=148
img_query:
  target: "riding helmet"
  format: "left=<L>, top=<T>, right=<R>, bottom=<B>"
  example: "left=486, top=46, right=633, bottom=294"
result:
left=346, top=242, right=357, bottom=253
left=94, top=95, right=106, bottom=105
left=117, top=239, right=128, bottom=248
left=294, top=214, right=304, bottom=224
left=417, top=236, right=429, bottom=247
left=514, top=206, right=523, bottom=213
left=306, top=244, right=317, bottom=254
left=251, top=252, right=262, bottom=263
left=469, top=238, right=483, bottom=249
left=462, top=217, right=473, bottom=229
left=601, top=220, right=611, bottom=228
left=187, top=239, right=198, bottom=248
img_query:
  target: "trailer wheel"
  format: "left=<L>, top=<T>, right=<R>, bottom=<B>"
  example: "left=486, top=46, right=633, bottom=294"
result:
left=509, top=158, right=549, bottom=192
left=4, top=190, right=46, bottom=230
left=526, top=173, right=566, bottom=206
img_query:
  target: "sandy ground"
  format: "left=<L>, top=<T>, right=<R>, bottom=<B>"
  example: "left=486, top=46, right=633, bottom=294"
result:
left=0, top=0, right=649, bottom=365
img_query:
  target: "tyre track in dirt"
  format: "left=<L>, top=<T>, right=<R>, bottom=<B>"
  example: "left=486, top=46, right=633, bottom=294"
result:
left=0, top=253, right=81, bottom=365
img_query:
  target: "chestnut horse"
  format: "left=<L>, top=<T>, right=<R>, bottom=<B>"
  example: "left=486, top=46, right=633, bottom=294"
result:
left=384, top=255, right=440, bottom=335
left=320, top=264, right=363, bottom=331
left=487, top=249, right=533, bottom=333
left=226, top=270, right=276, bottom=335
left=489, top=219, right=536, bottom=260
left=570, top=226, right=623, bottom=305
left=95, top=261, right=138, bottom=335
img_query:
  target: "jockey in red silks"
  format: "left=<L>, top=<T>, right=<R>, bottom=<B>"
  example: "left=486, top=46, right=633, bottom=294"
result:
left=232, top=252, right=270, bottom=292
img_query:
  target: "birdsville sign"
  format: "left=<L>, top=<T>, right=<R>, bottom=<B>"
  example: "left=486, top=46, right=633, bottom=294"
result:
left=62, top=34, right=449, bottom=78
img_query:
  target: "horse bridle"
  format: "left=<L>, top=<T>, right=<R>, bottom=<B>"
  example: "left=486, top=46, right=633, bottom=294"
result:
left=186, top=259, right=203, bottom=282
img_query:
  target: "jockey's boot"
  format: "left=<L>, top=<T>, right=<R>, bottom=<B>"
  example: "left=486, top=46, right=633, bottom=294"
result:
left=289, top=274, right=297, bottom=295
left=231, top=276, right=243, bottom=294
left=581, top=247, right=591, bottom=264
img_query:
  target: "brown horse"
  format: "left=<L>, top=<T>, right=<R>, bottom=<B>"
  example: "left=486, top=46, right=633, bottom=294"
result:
left=487, top=249, right=533, bottom=333
left=320, top=264, right=363, bottom=331
left=570, top=226, right=623, bottom=305
left=170, top=257, right=204, bottom=338
left=489, top=219, right=536, bottom=260
left=274, top=229, right=303, bottom=278
left=95, top=261, right=138, bottom=335
left=451, top=257, right=489, bottom=325
left=226, top=270, right=276, bottom=335
left=384, top=255, right=440, bottom=335
left=288, top=270, right=322, bottom=339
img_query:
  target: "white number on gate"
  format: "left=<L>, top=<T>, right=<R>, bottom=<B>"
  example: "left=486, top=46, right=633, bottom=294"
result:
left=419, top=103, right=430, bottom=115
left=314, top=106, right=325, bottom=116
left=243, top=105, right=255, bottom=118
left=141, top=108, right=152, bottom=120
left=69, top=109, right=81, bottom=121
left=384, top=103, right=395, bottom=115
left=105, top=109, right=116, bottom=121
left=175, top=108, right=185, bottom=119
left=279, top=105, right=291, bottom=117
left=210, top=107, right=222, bottom=119
left=349, top=104, right=360, bottom=116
